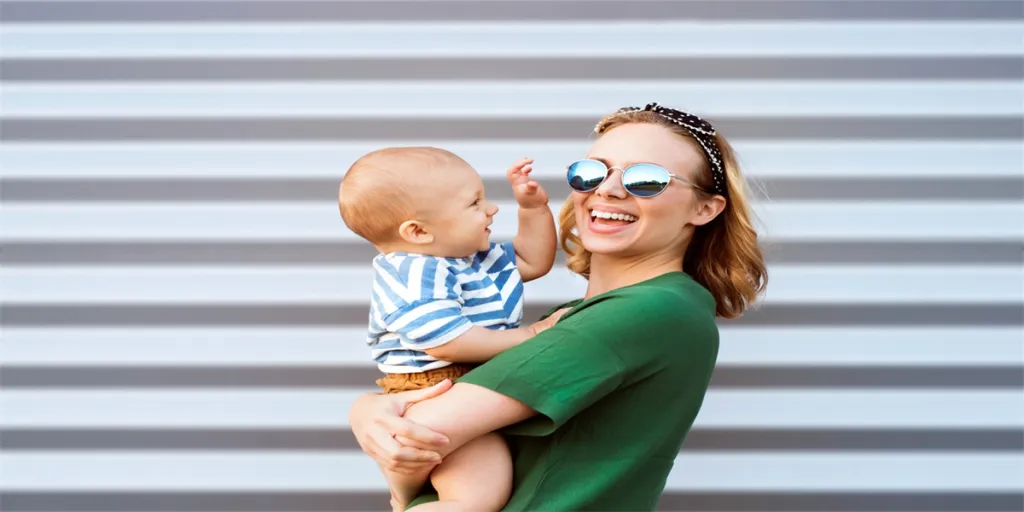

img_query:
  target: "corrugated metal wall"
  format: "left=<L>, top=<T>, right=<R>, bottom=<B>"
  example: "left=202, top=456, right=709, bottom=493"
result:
left=1, top=1, right=1022, bottom=511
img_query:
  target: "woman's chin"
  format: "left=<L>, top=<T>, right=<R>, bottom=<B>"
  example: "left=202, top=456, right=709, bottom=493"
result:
left=580, top=220, right=640, bottom=253
left=581, top=235, right=633, bottom=256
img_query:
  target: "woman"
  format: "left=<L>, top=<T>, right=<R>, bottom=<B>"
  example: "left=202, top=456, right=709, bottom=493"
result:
left=349, top=103, right=768, bottom=511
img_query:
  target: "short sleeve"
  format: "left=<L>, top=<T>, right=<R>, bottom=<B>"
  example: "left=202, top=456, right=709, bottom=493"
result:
left=474, top=241, right=518, bottom=267
left=499, top=241, right=517, bottom=265
left=377, top=257, right=472, bottom=350
left=457, top=287, right=707, bottom=434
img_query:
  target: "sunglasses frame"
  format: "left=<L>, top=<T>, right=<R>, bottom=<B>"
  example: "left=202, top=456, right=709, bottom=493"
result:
left=565, top=159, right=704, bottom=198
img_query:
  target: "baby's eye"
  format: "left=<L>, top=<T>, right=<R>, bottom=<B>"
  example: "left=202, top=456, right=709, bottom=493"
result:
left=472, top=198, right=482, bottom=206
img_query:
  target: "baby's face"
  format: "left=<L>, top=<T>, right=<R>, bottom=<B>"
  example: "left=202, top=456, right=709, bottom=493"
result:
left=418, top=162, right=499, bottom=257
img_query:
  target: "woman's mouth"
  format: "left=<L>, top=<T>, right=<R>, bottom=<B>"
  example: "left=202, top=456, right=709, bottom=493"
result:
left=591, top=208, right=637, bottom=223
left=588, top=208, right=638, bottom=234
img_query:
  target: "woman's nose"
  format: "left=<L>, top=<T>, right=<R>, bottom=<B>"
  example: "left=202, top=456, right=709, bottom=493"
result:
left=595, top=169, right=628, bottom=199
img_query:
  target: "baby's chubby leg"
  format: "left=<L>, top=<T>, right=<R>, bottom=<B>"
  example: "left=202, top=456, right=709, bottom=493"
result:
left=408, top=433, right=512, bottom=512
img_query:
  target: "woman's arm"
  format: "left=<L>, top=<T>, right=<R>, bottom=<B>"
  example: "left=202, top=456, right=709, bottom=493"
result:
left=402, top=382, right=537, bottom=457
left=400, top=311, right=574, bottom=453
left=372, top=384, right=536, bottom=507
left=349, top=382, right=452, bottom=474
left=350, top=380, right=537, bottom=470
left=350, top=311, right=569, bottom=471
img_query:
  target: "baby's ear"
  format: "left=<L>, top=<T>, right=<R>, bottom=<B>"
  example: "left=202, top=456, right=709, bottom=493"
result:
left=397, top=219, right=434, bottom=245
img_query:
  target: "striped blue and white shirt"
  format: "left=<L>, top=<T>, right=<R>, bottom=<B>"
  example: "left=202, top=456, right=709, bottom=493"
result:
left=367, top=241, right=525, bottom=373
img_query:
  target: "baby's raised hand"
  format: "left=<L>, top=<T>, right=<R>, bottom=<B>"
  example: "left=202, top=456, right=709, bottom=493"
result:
left=507, top=157, right=549, bottom=209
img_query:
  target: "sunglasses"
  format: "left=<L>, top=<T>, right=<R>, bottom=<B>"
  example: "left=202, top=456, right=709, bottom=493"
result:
left=566, top=159, right=704, bottom=198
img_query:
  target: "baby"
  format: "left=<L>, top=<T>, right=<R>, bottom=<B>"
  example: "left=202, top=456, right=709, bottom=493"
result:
left=338, top=146, right=558, bottom=511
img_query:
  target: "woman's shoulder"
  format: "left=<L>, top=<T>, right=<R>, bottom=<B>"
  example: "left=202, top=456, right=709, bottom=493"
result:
left=560, top=273, right=719, bottom=366
left=609, top=272, right=715, bottom=315
left=540, top=299, right=584, bottom=320
left=566, top=272, right=717, bottom=332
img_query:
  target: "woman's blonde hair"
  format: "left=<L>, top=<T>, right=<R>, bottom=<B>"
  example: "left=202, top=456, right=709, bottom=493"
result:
left=558, top=109, right=768, bottom=318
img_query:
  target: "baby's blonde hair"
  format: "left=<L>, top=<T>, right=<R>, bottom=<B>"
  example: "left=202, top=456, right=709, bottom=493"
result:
left=559, top=109, right=768, bottom=319
left=339, top=146, right=467, bottom=245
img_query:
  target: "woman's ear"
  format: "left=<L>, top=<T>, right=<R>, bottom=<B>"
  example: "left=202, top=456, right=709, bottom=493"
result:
left=690, top=195, right=727, bottom=227
left=398, top=220, right=434, bottom=245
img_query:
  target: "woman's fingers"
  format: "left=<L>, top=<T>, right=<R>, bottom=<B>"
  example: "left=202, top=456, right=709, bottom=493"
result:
left=376, top=414, right=449, bottom=448
left=395, top=433, right=444, bottom=452
left=369, top=428, right=441, bottom=474
left=349, top=383, right=452, bottom=474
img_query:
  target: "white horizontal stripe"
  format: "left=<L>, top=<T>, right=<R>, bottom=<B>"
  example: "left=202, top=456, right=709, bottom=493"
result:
left=6, top=82, right=1021, bottom=117
left=3, top=266, right=1020, bottom=305
left=3, top=141, right=1020, bottom=179
left=3, top=202, right=1021, bottom=241
left=0, top=391, right=353, bottom=428
left=4, top=22, right=1022, bottom=57
left=5, top=327, right=1020, bottom=366
left=3, top=390, right=1022, bottom=429
left=2, top=452, right=1020, bottom=491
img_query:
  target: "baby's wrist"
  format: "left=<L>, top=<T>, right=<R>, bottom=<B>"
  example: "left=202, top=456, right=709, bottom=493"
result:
left=517, top=202, right=549, bottom=211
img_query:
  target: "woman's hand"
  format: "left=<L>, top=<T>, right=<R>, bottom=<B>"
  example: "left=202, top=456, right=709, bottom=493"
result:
left=349, top=380, right=454, bottom=474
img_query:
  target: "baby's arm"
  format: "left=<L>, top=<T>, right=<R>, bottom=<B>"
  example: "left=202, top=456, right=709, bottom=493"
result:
left=382, top=255, right=553, bottom=365
left=507, top=158, right=557, bottom=282
left=423, top=324, right=538, bottom=363
left=423, top=307, right=570, bottom=362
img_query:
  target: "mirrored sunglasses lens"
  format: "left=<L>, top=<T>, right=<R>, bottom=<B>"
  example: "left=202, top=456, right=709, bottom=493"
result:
left=567, top=160, right=608, bottom=192
left=623, top=164, right=671, bottom=197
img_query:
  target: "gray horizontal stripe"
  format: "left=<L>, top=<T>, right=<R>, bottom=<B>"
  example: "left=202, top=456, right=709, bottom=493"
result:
left=2, top=1, right=1017, bottom=23
left=5, top=241, right=1020, bottom=266
left=4, top=304, right=1021, bottom=327
left=3, top=117, right=1020, bottom=141
left=2, top=365, right=1020, bottom=389
left=2, top=492, right=1021, bottom=512
left=2, top=428, right=1019, bottom=452
left=5, top=57, right=1021, bottom=81
left=5, top=177, right=1020, bottom=202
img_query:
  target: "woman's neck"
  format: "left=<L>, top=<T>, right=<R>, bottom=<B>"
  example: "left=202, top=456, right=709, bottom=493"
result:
left=584, top=250, right=685, bottom=299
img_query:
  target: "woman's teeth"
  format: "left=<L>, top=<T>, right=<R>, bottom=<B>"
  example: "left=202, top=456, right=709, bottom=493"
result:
left=591, top=210, right=638, bottom=222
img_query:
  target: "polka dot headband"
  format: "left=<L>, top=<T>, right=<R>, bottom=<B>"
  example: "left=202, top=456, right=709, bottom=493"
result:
left=604, top=102, right=727, bottom=196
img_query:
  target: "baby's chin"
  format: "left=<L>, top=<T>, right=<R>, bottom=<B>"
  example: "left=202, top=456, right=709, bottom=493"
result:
left=443, top=240, right=489, bottom=258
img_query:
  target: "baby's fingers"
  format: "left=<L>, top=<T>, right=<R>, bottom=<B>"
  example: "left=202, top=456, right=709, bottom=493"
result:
left=507, top=157, right=534, bottom=175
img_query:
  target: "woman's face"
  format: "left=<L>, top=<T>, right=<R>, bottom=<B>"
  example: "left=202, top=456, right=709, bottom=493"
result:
left=571, top=122, right=724, bottom=261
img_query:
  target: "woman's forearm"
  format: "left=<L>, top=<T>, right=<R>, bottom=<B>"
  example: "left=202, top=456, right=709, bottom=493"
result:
left=349, top=383, right=451, bottom=474
left=401, top=382, right=536, bottom=457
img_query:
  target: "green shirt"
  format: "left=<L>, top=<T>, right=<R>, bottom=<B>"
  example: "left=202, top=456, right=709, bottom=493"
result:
left=409, top=271, right=720, bottom=511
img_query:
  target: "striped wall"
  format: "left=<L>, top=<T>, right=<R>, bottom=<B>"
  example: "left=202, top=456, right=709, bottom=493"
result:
left=1, top=1, right=1022, bottom=511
